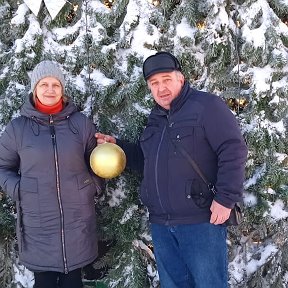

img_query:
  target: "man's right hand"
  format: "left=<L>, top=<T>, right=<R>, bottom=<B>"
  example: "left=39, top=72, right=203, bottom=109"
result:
left=95, top=132, right=116, bottom=144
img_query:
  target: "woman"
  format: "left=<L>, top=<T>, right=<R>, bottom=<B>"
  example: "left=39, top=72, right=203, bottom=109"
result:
left=0, top=60, right=103, bottom=288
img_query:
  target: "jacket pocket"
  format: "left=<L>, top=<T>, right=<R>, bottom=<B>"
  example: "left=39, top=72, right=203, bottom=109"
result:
left=77, top=173, right=96, bottom=204
left=170, top=126, right=194, bottom=139
left=140, top=126, right=159, bottom=158
left=185, top=179, right=213, bottom=208
left=140, top=182, right=159, bottom=214
left=169, top=126, right=196, bottom=156
left=77, top=173, right=96, bottom=219
left=19, top=176, right=40, bottom=227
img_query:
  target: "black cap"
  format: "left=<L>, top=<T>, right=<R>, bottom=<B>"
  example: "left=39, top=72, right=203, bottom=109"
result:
left=143, top=51, right=182, bottom=80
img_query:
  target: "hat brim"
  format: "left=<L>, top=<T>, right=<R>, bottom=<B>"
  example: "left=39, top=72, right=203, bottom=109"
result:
left=144, top=68, right=177, bottom=80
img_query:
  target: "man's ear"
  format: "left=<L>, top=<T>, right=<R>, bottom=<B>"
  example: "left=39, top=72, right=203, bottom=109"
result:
left=147, top=80, right=152, bottom=90
left=178, top=72, right=185, bottom=84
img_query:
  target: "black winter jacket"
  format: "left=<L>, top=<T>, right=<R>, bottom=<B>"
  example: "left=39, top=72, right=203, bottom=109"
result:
left=118, top=82, right=247, bottom=225
left=0, top=96, right=102, bottom=272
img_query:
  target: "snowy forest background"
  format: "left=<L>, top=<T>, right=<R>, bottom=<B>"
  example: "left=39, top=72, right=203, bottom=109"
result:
left=0, top=0, right=288, bottom=287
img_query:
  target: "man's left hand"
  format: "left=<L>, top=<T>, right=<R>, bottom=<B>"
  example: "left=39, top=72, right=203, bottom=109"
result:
left=210, top=200, right=231, bottom=225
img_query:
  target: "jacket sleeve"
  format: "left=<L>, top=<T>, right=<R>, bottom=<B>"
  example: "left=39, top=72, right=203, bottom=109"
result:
left=0, top=121, right=21, bottom=201
left=116, top=139, right=144, bottom=174
left=203, top=96, right=248, bottom=208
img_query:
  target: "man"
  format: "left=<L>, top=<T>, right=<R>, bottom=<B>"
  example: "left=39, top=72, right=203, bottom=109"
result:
left=96, top=51, right=247, bottom=288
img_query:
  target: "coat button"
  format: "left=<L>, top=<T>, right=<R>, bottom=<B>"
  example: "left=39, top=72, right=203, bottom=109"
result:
left=187, top=195, right=191, bottom=199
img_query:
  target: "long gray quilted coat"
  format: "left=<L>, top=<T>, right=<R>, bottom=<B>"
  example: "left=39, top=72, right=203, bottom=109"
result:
left=0, top=95, right=102, bottom=273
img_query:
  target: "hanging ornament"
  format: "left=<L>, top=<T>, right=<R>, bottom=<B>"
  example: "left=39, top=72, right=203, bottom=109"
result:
left=23, top=0, right=67, bottom=20
left=147, top=0, right=161, bottom=6
left=90, top=143, right=126, bottom=179
left=235, top=20, right=241, bottom=28
left=225, top=97, right=248, bottom=112
left=282, top=17, right=288, bottom=26
left=104, top=0, right=115, bottom=9
left=66, top=3, right=79, bottom=23
left=196, top=20, right=206, bottom=30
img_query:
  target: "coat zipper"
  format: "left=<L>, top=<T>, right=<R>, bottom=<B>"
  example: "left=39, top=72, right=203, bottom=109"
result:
left=164, top=113, right=174, bottom=225
left=49, top=115, right=68, bottom=274
left=155, top=125, right=166, bottom=215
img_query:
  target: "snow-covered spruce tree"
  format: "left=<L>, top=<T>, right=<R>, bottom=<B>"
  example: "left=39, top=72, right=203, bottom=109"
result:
left=0, top=0, right=155, bottom=287
left=0, top=0, right=288, bottom=288
left=227, top=1, right=288, bottom=287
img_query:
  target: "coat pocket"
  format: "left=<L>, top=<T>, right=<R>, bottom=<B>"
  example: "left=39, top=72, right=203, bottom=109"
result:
left=19, top=176, right=40, bottom=227
left=77, top=173, right=96, bottom=204
left=140, top=126, right=159, bottom=158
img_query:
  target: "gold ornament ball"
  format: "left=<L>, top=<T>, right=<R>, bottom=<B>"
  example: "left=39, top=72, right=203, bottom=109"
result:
left=90, top=143, right=126, bottom=179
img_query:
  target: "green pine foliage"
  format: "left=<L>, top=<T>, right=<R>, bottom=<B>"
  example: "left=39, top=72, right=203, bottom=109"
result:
left=0, top=194, right=15, bottom=288
left=235, top=0, right=288, bottom=229
left=0, top=195, right=15, bottom=241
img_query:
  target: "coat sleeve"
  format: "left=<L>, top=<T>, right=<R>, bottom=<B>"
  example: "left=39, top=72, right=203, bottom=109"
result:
left=203, top=96, right=248, bottom=208
left=116, top=139, right=144, bottom=174
left=0, top=121, right=21, bottom=201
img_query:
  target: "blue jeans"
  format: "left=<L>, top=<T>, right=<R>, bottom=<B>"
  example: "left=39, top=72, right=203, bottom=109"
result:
left=151, top=223, right=228, bottom=288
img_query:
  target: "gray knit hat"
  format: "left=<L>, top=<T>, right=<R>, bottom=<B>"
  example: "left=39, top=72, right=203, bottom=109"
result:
left=30, top=60, right=65, bottom=92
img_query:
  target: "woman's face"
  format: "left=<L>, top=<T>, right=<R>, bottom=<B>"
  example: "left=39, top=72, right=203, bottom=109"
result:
left=35, top=77, right=63, bottom=106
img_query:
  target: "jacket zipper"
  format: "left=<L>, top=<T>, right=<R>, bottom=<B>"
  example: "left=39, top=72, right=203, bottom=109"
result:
left=155, top=125, right=166, bottom=215
left=49, top=115, right=68, bottom=274
left=164, top=114, right=174, bottom=225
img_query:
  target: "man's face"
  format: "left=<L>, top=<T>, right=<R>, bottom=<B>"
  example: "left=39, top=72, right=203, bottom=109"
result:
left=147, top=71, right=184, bottom=110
